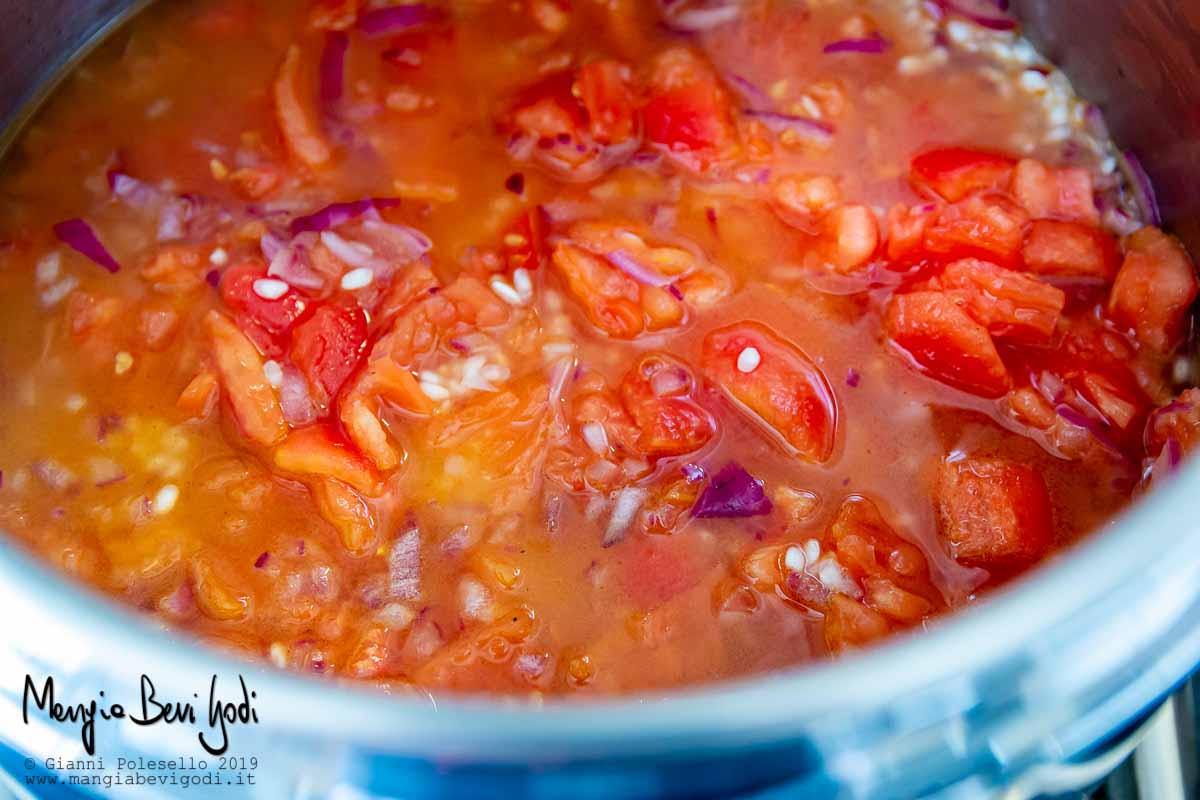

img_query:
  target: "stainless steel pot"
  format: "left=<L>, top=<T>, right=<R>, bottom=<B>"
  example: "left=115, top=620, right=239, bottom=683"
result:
left=1, top=3, right=1199, bottom=798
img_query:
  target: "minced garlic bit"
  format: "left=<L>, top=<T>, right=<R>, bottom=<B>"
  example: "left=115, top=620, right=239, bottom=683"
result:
left=64, top=394, right=87, bottom=413
left=420, top=381, right=451, bottom=401
left=114, top=351, right=134, bottom=375
left=35, top=252, right=61, bottom=284
left=209, top=158, right=229, bottom=180
left=489, top=277, right=524, bottom=306
left=340, top=267, right=374, bottom=291
left=153, top=484, right=179, bottom=515
left=737, top=347, right=761, bottom=373
left=252, top=278, right=289, bottom=300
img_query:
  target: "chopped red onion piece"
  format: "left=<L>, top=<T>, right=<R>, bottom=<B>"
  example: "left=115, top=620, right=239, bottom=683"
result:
left=513, top=652, right=552, bottom=681
left=289, top=197, right=403, bottom=235
left=606, top=248, right=674, bottom=287
left=937, top=0, right=1018, bottom=29
left=388, top=526, right=422, bottom=599
left=846, top=368, right=861, bottom=388
left=205, top=269, right=221, bottom=288
left=156, top=196, right=190, bottom=242
left=1055, top=404, right=1127, bottom=458
left=279, top=365, right=318, bottom=427
left=742, top=110, right=835, bottom=144
left=603, top=487, right=648, bottom=547
left=823, top=34, right=891, bottom=54
left=1119, top=150, right=1162, bottom=226
left=268, top=243, right=326, bottom=291
left=681, top=463, right=705, bottom=483
left=108, top=171, right=164, bottom=209
left=693, top=462, right=773, bottom=518
left=53, top=218, right=120, bottom=273
left=356, top=218, right=433, bottom=266
left=659, top=2, right=741, bottom=33
left=320, top=31, right=350, bottom=105
left=254, top=552, right=270, bottom=569
left=357, top=4, right=442, bottom=37
left=725, top=73, right=771, bottom=110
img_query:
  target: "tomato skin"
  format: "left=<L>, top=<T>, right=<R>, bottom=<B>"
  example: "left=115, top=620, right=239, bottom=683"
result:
left=220, top=260, right=312, bottom=356
left=937, top=258, right=1065, bottom=343
left=503, top=207, right=549, bottom=272
left=642, top=81, right=731, bottom=151
left=910, top=147, right=1016, bottom=202
left=290, top=302, right=369, bottom=404
left=923, top=192, right=1030, bottom=266
left=618, top=353, right=714, bottom=458
left=885, top=291, right=1010, bottom=397
left=577, top=60, right=638, bottom=144
left=1022, top=219, right=1118, bottom=280
left=701, top=322, right=837, bottom=462
left=1108, top=226, right=1198, bottom=353
left=935, top=457, right=1053, bottom=569
left=273, top=424, right=382, bottom=495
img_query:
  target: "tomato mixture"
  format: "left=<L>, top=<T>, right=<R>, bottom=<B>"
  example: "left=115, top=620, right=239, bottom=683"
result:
left=0, top=0, right=1196, bottom=695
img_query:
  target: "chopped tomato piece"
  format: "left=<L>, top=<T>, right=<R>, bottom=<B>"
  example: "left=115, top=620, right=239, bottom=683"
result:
left=923, top=192, right=1030, bottom=265
left=551, top=242, right=644, bottom=338
left=274, top=45, right=332, bottom=168
left=290, top=302, right=369, bottom=405
left=577, top=60, right=638, bottom=144
left=205, top=311, right=288, bottom=446
left=910, top=147, right=1016, bottom=202
left=885, top=203, right=938, bottom=263
left=828, top=496, right=939, bottom=613
left=177, top=369, right=218, bottom=419
left=273, top=424, right=382, bottom=495
left=935, top=457, right=1053, bottom=568
left=824, top=594, right=890, bottom=652
left=702, top=321, right=837, bottom=462
left=643, top=81, right=732, bottom=151
left=1108, top=226, right=1198, bottom=353
left=618, top=353, right=715, bottom=458
left=310, top=477, right=377, bottom=555
left=1146, top=388, right=1200, bottom=457
left=862, top=577, right=933, bottom=625
left=1022, top=219, right=1118, bottom=280
left=220, top=260, right=312, bottom=357
left=822, top=204, right=879, bottom=272
left=1010, top=159, right=1098, bottom=225
left=885, top=291, right=1010, bottom=397
left=938, top=258, right=1065, bottom=343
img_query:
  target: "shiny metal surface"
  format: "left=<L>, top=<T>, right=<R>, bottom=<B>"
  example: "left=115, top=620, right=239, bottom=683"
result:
left=1, top=2, right=1200, bottom=799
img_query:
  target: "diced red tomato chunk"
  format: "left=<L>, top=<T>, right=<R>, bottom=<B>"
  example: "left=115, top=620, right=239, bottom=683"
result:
left=938, top=258, right=1065, bottom=343
left=1021, top=219, right=1119, bottom=280
left=290, top=302, right=369, bottom=405
left=220, top=260, right=312, bottom=357
left=923, top=192, right=1030, bottom=265
left=1010, top=159, right=1099, bottom=226
left=910, top=147, right=1016, bottom=202
left=885, top=291, right=1011, bottom=397
left=935, top=457, right=1053, bottom=568
left=618, top=353, right=715, bottom=458
left=702, top=322, right=837, bottom=461
left=1107, top=226, right=1198, bottom=353
left=577, top=60, right=638, bottom=144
